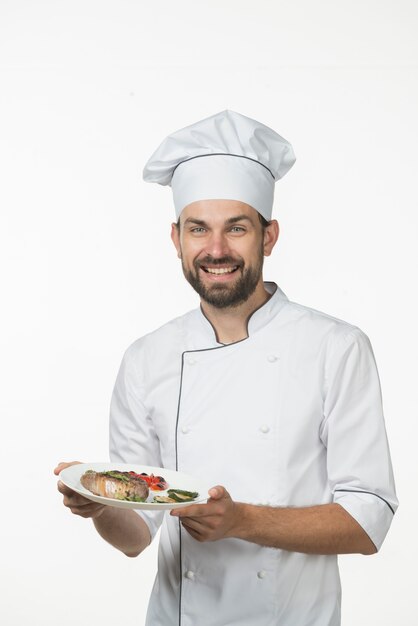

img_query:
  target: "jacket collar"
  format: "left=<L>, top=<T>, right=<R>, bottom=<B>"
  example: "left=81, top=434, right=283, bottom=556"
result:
left=195, top=281, right=288, bottom=346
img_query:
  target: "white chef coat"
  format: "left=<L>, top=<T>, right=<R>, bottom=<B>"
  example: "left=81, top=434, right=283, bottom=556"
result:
left=109, top=283, right=397, bottom=626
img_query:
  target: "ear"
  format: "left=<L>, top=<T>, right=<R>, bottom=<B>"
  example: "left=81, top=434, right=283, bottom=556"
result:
left=263, top=220, right=279, bottom=257
left=171, top=223, right=182, bottom=259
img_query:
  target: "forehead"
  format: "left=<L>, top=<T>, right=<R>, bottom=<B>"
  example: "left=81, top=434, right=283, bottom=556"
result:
left=180, top=199, right=259, bottom=225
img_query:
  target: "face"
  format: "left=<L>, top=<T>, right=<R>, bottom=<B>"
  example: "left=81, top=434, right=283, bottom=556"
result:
left=171, top=200, right=278, bottom=309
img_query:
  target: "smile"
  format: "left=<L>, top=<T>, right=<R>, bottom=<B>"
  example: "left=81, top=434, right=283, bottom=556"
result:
left=201, top=265, right=240, bottom=275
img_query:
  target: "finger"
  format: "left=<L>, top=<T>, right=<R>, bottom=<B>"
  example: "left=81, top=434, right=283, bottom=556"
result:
left=69, top=503, right=106, bottom=518
left=208, top=485, right=229, bottom=500
left=180, top=517, right=217, bottom=542
left=171, top=503, right=213, bottom=518
left=64, top=492, right=94, bottom=506
left=57, top=480, right=78, bottom=496
left=62, top=492, right=93, bottom=508
left=54, top=461, right=82, bottom=476
left=180, top=518, right=206, bottom=536
left=64, top=495, right=105, bottom=514
left=181, top=524, right=204, bottom=541
left=171, top=487, right=223, bottom=518
left=58, top=483, right=93, bottom=507
left=179, top=517, right=205, bottom=531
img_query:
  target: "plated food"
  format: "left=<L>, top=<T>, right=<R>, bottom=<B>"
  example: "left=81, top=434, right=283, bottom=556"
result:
left=79, top=468, right=199, bottom=504
left=80, top=469, right=150, bottom=502
left=153, top=489, right=200, bottom=504
left=128, top=471, right=169, bottom=491
left=59, top=463, right=208, bottom=510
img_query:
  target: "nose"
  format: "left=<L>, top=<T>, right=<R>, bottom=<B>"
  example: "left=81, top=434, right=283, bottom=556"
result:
left=204, top=231, right=231, bottom=258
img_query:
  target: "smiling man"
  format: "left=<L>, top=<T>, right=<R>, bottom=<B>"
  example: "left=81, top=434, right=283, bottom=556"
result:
left=171, top=199, right=278, bottom=343
left=56, top=110, right=397, bottom=626
left=174, top=202, right=268, bottom=311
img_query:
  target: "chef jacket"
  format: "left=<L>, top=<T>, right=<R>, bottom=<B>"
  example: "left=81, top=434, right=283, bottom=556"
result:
left=109, top=282, right=398, bottom=626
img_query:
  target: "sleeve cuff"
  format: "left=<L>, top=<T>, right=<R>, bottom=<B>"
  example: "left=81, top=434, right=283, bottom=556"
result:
left=333, top=489, right=397, bottom=551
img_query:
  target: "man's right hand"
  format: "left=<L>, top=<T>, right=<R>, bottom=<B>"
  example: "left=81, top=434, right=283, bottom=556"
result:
left=55, top=461, right=151, bottom=556
left=54, top=461, right=107, bottom=519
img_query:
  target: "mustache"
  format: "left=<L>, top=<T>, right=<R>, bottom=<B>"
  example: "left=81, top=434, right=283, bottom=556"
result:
left=195, top=255, right=243, bottom=266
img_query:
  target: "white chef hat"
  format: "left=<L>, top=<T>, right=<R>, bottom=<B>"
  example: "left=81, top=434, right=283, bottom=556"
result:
left=142, top=109, right=295, bottom=221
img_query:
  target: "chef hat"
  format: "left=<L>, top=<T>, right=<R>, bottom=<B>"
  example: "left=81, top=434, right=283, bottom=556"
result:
left=142, top=109, right=295, bottom=221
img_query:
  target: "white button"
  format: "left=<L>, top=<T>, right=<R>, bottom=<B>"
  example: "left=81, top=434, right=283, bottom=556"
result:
left=267, top=354, right=278, bottom=363
left=186, top=357, right=196, bottom=365
left=181, top=426, right=190, bottom=434
left=257, top=570, right=267, bottom=579
left=260, top=425, right=270, bottom=434
left=185, top=570, right=195, bottom=580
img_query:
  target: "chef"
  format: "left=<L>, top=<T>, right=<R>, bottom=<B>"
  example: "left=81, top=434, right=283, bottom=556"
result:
left=56, top=110, right=398, bottom=626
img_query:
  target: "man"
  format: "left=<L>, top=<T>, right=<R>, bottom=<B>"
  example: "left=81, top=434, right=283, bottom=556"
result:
left=56, top=110, right=398, bottom=625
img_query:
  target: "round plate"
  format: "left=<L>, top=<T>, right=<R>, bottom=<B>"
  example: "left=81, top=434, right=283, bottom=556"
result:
left=59, top=462, right=210, bottom=510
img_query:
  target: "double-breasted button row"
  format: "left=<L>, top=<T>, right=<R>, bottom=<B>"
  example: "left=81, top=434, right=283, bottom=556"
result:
left=181, top=425, right=270, bottom=434
left=185, top=570, right=267, bottom=580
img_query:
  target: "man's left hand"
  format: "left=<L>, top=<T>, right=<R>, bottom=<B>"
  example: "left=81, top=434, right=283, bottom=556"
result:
left=170, top=486, right=239, bottom=542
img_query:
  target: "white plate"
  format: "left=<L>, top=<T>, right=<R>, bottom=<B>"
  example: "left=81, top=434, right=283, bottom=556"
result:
left=59, top=462, right=210, bottom=510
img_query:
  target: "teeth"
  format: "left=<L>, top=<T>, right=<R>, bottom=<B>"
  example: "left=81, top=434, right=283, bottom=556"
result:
left=205, top=266, right=237, bottom=275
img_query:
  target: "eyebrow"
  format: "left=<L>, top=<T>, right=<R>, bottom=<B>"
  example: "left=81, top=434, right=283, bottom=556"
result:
left=226, top=215, right=254, bottom=225
left=183, top=217, right=207, bottom=226
left=183, top=215, right=255, bottom=227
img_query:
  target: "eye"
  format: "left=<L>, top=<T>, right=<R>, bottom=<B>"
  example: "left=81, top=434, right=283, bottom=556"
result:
left=230, top=226, right=246, bottom=233
left=190, top=227, right=207, bottom=234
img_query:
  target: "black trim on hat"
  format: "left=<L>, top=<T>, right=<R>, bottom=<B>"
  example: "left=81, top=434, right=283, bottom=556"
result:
left=172, top=152, right=275, bottom=179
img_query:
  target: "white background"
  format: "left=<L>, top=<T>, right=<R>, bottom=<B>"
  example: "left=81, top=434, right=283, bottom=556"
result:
left=1, top=1, right=417, bottom=624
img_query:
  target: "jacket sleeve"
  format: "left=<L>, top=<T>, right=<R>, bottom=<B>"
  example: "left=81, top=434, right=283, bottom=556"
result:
left=320, top=327, right=398, bottom=551
left=109, top=343, right=164, bottom=540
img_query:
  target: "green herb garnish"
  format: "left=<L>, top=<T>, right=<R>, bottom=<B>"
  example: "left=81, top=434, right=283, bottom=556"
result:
left=102, top=471, right=130, bottom=483
left=167, top=489, right=199, bottom=502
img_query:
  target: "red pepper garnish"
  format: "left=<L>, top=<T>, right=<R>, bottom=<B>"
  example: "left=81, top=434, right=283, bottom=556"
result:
left=127, top=470, right=168, bottom=490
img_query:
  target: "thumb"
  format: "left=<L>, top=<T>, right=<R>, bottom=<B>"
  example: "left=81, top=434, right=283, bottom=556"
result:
left=208, top=485, right=228, bottom=500
left=54, top=461, right=82, bottom=475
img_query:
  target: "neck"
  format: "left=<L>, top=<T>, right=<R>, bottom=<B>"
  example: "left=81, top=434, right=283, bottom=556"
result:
left=201, top=281, right=271, bottom=344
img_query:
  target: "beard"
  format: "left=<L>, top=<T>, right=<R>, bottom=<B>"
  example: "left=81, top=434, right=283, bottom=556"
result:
left=181, top=246, right=264, bottom=309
